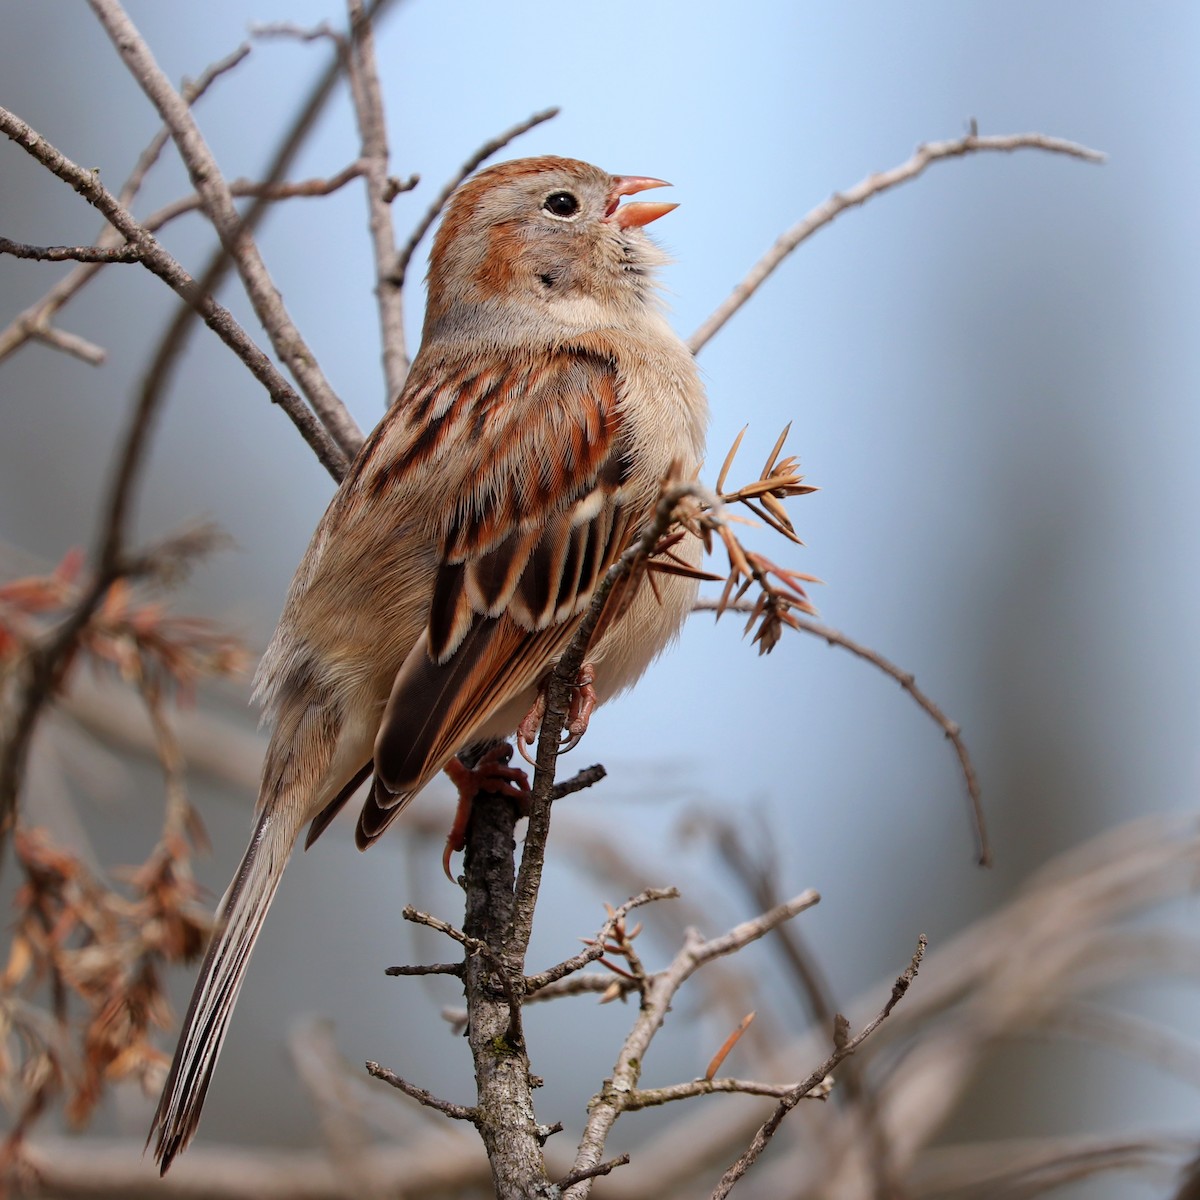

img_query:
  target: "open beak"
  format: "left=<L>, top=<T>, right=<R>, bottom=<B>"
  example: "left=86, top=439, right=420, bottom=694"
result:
left=606, top=175, right=678, bottom=229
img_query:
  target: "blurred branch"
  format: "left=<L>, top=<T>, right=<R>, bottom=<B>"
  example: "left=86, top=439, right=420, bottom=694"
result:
left=143, top=160, right=386, bottom=229
left=0, top=104, right=348, bottom=477
left=0, top=39, right=250, bottom=367
left=16, top=1137, right=490, bottom=1199
left=915, top=1133, right=1195, bottom=1198
left=0, top=525, right=223, bottom=862
left=0, top=238, right=144, bottom=264
left=687, top=128, right=1106, bottom=355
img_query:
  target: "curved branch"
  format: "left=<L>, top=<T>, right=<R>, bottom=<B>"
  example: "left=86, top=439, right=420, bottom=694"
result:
left=687, top=130, right=1105, bottom=355
left=694, top=597, right=990, bottom=866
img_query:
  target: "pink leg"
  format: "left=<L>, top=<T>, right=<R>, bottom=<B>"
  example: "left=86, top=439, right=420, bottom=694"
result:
left=515, top=691, right=546, bottom=766
left=562, top=662, right=597, bottom=752
left=516, top=661, right=599, bottom=760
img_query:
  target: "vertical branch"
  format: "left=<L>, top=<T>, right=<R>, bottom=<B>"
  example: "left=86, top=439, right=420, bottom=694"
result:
left=459, top=792, right=555, bottom=1200
left=345, top=0, right=409, bottom=397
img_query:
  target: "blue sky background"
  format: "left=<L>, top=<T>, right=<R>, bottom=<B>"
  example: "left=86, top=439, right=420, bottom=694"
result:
left=4, top=3, right=1200, bottom=1194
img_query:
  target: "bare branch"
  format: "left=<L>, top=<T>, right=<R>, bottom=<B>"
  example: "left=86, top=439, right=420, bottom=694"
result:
left=920, top=1133, right=1195, bottom=1198
left=86, top=0, right=364, bottom=458
left=564, top=890, right=820, bottom=1197
left=687, top=129, right=1106, bottom=354
left=141, top=161, right=369, bottom=230
left=0, top=238, right=144, bottom=264
left=695, top=598, right=990, bottom=866
left=549, top=763, right=607, bottom=800
left=0, top=104, right=348, bottom=478
left=710, top=935, right=927, bottom=1199
left=554, top=1154, right=630, bottom=1190
left=0, top=40, right=250, bottom=367
left=364, top=1062, right=478, bottom=1122
left=390, top=106, right=561, bottom=292
left=251, top=20, right=345, bottom=45
left=29, top=323, right=107, bottom=366
left=345, top=0, right=408, bottom=397
left=384, top=962, right=464, bottom=978
left=401, top=905, right=477, bottom=952
left=19, top=1135, right=490, bottom=1198
left=525, top=888, right=680, bottom=994
left=624, top=1076, right=814, bottom=1111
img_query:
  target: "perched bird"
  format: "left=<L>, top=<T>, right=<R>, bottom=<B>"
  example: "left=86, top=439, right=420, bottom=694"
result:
left=149, top=155, right=709, bottom=1171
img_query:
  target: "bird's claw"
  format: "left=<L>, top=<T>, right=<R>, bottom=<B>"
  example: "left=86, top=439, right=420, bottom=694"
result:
left=442, top=743, right=531, bottom=881
left=516, top=663, right=597, bottom=760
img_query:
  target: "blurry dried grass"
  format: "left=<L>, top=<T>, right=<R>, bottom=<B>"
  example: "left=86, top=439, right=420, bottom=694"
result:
left=0, top=549, right=245, bottom=1180
left=8, top=814, right=1198, bottom=1198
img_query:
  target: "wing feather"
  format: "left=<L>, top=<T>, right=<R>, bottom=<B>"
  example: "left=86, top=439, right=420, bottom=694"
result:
left=353, top=343, right=639, bottom=846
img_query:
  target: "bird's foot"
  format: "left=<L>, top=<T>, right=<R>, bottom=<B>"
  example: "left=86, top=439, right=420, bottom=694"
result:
left=442, top=743, right=530, bottom=881
left=516, top=661, right=598, bottom=762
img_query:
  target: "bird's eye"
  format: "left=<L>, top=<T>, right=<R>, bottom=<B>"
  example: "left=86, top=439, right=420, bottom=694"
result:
left=542, top=190, right=580, bottom=219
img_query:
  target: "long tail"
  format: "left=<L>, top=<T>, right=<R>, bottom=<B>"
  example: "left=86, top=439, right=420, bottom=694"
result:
left=148, top=811, right=290, bottom=1173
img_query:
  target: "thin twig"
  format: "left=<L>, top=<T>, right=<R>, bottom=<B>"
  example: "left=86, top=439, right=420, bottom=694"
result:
left=555, top=1154, right=631, bottom=1190
left=0, top=104, right=347, bottom=477
left=364, top=1061, right=477, bottom=1122
left=251, top=20, right=344, bottom=45
left=624, top=1077, right=810, bottom=1111
left=524, top=888, right=679, bottom=994
left=28, top=324, right=107, bottom=365
left=0, top=239, right=144, bottom=264
left=709, top=935, right=927, bottom=1199
left=141, top=162, right=370, bottom=230
left=402, top=904, right=523, bottom=1040
left=550, top=764, right=607, bottom=800
left=401, top=905, right=479, bottom=953
left=694, top=597, right=990, bottom=866
left=705, top=810, right=902, bottom=1194
left=564, top=890, right=820, bottom=1198
left=0, top=40, right=251, bottom=367
left=687, top=130, right=1105, bottom=354
left=383, top=962, right=463, bottom=978
left=389, top=106, right=561, bottom=291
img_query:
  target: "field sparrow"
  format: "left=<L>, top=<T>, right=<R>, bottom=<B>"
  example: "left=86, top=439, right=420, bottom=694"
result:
left=149, top=155, right=709, bottom=1171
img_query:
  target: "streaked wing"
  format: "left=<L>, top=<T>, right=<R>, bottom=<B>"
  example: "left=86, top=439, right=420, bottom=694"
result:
left=316, top=342, right=639, bottom=848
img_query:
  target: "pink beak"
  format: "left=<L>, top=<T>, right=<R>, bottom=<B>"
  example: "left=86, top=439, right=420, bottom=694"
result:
left=606, top=175, right=678, bottom=229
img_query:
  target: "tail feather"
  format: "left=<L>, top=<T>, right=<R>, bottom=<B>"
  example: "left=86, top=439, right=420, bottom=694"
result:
left=148, top=813, right=287, bottom=1174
